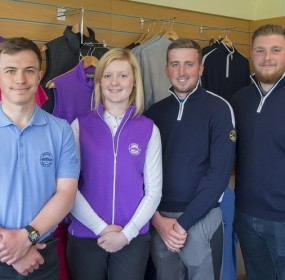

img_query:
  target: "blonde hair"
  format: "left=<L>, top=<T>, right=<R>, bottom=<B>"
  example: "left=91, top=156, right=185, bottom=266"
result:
left=94, top=48, right=144, bottom=116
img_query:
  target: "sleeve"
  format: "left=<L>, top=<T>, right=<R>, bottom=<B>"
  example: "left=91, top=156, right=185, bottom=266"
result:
left=178, top=101, right=236, bottom=230
left=70, top=118, right=108, bottom=235
left=56, top=120, right=79, bottom=179
left=71, top=191, right=108, bottom=235
left=122, top=124, right=162, bottom=242
left=71, top=119, right=81, bottom=163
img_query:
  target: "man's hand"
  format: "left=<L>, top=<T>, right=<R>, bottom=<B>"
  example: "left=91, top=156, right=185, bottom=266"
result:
left=173, top=221, right=187, bottom=235
left=152, top=212, right=187, bottom=253
left=12, top=243, right=46, bottom=276
left=0, top=228, right=31, bottom=264
left=97, top=231, right=129, bottom=253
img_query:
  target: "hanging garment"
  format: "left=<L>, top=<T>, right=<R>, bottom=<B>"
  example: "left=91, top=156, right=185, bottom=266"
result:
left=132, top=36, right=172, bottom=110
left=140, top=36, right=172, bottom=110
left=51, top=60, right=95, bottom=124
left=41, top=26, right=108, bottom=113
left=201, top=42, right=250, bottom=103
left=132, top=35, right=161, bottom=70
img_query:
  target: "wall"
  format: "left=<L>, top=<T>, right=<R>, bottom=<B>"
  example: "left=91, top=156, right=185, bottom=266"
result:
left=128, top=0, right=254, bottom=20
left=252, top=0, right=284, bottom=20
left=0, top=0, right=251, bottom=72
left=128, top=0, right=284, bottom=20
left=250, top=16, right=285, bottom=33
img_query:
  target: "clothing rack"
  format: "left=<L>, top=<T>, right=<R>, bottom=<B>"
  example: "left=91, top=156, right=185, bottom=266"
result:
left=199, top=26, right=237, bottom=34
left=57, top=6, right=85, bottom=44
left=140, top=17, right=176, bottom=30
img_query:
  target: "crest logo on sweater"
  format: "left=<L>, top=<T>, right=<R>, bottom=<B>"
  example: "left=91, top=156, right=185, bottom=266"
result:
left=40, top=152, right=54, bottom=167
left=129, top=143, right=141, bottom=156
left=229, top=130, right=237, bottom=142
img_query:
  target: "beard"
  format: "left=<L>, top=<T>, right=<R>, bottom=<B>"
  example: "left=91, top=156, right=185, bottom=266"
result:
left=255, top=66, right=285, bottom=84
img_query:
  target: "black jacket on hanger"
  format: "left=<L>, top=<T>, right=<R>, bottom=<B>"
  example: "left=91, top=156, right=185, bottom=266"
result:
left=41, top=26, right=108, bottom=113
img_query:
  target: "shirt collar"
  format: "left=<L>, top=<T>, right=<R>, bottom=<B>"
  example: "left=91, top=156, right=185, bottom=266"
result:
left=104, top=110, right=125, bottom=121
left=0, top=104, right=46, bottom=128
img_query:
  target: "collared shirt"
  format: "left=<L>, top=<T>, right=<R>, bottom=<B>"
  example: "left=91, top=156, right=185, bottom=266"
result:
left=0, top=105, right=79, bottom=239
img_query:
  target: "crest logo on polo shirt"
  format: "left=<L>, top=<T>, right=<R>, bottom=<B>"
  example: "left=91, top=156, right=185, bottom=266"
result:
left=129, top=143, right=141, bottom=156
left=40, top=152, right=54, bottom=167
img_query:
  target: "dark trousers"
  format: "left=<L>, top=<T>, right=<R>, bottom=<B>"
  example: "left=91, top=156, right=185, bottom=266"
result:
left=0, top=238, right=59, bottom=280
left=234, top=211, right=285, bottom=280
left=67, top=233, right=150, bottom=280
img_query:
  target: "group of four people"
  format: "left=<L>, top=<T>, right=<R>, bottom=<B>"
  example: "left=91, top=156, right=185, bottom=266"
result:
left=0, top=23, right=284, bottom=280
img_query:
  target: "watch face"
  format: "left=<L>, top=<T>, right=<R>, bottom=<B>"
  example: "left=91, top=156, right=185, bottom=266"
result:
left=25, top=225, right=40, bottom=245
left=29, top=230, right=40, bottom=244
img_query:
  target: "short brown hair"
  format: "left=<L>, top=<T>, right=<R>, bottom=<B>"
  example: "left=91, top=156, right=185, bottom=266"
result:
left=166, top=38, right=202, bottom=64
left=252, top=24, right=285, bottom=45
left=0, top=37, right=42, bottom=68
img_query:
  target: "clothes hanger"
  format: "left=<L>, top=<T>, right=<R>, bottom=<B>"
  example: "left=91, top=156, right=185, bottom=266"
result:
left=163, top=19, right=179, bottom=41
left=42, top=45, right=48, bottom=52
left=209, top=36, right=215, bottom=46
left=151, top=21, right=167, bottom=39
left=139, top=22, right=157, bottom=44
left=221, top=35, right=233, bottom=48
left=135, top=26, right=149, bottom=44
left=71, top=22, right=89, bottom=37
left=208, top=29, right=215, bottom=46
left=81, top=55, right=99, bottom=68
left=163, top=28, right=179, bottom=41
left=46, top=80, right=55, bottom=89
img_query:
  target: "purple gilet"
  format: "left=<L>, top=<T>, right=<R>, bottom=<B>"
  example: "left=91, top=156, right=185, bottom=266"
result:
left=68, top=105, right=154, bottom=238
left=52, top=61, right=95, bottom=124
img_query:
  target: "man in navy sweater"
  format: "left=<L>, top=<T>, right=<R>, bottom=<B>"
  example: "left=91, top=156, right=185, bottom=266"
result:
left=232, top=24, right=285, bottom=280
left=146, top=38, right=236, bottom=280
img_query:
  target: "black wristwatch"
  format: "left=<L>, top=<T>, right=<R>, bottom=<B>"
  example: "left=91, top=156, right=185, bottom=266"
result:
left=24, top=225, right=40, bottom=245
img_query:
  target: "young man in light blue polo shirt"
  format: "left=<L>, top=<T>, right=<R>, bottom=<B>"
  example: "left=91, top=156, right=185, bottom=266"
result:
left=0, top=37, right=79, bottom=279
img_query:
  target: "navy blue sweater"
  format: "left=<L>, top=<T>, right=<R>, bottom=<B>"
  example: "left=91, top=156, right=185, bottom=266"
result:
left=146, top=84, right=236, bottom=230
left=201, top=42, right=251, bottom=103
left=232, top=74, right=285, bottom=221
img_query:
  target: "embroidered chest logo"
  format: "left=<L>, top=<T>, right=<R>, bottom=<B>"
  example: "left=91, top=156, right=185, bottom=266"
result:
left=40, top=152, right=54, bottom=167
left=229, top=129, right=237, bottom=142
left=129, top=143, right=141, bottom=156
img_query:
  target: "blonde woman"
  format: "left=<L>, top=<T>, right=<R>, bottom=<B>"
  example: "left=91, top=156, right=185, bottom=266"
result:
left=67, top=48, right=162, bottom=280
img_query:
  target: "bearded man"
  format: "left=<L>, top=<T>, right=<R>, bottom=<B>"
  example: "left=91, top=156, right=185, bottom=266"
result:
left=232, top=24, right=285, bottom=280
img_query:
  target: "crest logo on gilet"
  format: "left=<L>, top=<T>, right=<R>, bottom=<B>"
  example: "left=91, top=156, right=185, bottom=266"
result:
left=128, top=143, right=141, bottom=156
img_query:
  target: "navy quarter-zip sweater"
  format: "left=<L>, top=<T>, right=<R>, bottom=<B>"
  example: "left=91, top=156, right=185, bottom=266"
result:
left=232, top=74, right=285, bottom=222
left=146, top=84, right=236, bottom=230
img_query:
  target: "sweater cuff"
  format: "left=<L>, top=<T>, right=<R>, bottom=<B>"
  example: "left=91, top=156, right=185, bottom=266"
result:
left=93, top=221, right=108, bottom=236
left=122, top=223, right=139, bottom=242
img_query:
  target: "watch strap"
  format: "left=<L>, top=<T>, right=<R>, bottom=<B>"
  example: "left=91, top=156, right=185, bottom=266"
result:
left=24, top=225, right=40, bottom=245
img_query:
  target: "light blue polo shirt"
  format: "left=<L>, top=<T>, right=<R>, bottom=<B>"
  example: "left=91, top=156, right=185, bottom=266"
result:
left=0, top=105, right=79, bottom=239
